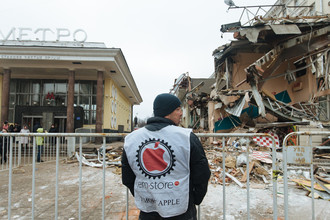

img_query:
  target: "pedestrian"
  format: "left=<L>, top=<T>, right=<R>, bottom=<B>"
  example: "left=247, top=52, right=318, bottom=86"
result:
left=20, top=125, right=30, bottom=148
left=13, top=122, right=21, bottom=133
left=48, top=124, right=58, bottom=146
left=122, top=93, right=211, bottom=219
left=2, top=121, right=8, bottom=130
left=0, top=128, right=8, bottom=164
left=13, top=122, right=21, bottom=144
left=8, top=124, right=14, bottom=132
left=33, top=121, right=41, bottom=132
left=36, top=125, right=45, bottom=162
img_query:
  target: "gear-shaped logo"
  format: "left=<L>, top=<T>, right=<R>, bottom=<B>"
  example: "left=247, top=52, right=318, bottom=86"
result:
left=136, top=138, right=175, bottom=179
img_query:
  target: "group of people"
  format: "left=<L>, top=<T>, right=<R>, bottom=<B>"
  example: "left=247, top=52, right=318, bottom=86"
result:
left=0, top=121, right=26, bottom=164
left=0, top=121, right=58, bottom=164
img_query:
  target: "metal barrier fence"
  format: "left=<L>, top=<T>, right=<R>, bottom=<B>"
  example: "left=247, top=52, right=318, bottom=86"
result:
left=0, top=134, right=68, bottom=171
left=282, top=131, right=330, bottom=220
left=1, top=132, right=279, bottom=220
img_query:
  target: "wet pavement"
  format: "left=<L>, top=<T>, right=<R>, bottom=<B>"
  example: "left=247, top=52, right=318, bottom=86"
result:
left=0, top=160, right=139, bottom=220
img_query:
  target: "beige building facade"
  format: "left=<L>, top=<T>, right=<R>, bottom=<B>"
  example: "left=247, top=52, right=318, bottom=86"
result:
left=0, top=40, right=142, bottom=133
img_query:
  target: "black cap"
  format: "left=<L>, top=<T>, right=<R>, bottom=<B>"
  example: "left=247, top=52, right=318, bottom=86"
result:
left=153, top=93, right=181, bottom=117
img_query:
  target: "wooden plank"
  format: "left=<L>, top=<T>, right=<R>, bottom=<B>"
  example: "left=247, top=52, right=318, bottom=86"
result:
left=240, top=161, right=255, bottom=182
left=315, top=175, right=330, bottom=184
left=291, top=179, right=330, bottom=191
left=315, top=178, right=330, bottom=194
left=225, top=172, right=244, bottom=188
left=315, top=89, right=330, bottom=98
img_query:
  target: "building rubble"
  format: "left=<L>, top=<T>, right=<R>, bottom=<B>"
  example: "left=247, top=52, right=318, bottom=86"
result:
left=167, top=1, right=330, bottom=198
left=169, top=1, right=330, bottom=146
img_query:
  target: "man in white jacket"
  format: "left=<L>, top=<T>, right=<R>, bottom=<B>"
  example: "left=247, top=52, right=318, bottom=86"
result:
left=122, top=93, right=210, bottom=220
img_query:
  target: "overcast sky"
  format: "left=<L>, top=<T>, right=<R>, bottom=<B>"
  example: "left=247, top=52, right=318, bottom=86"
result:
left=1, top=0, right=276, bottom=120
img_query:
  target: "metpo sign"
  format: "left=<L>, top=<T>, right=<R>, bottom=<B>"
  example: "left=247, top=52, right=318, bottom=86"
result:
left=0, top=27, right=87, bottom=42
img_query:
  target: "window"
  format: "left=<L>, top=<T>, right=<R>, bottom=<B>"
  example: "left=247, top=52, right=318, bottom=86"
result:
left=9, top=79, right=98, bottom=124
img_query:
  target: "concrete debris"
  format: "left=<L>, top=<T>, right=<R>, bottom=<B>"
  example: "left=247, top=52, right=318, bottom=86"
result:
left=73, top=143, right=123, bottom=169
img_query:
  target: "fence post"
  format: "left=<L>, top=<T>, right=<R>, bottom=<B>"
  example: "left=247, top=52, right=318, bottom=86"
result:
left=67, top=137, right=75, bottom=158
left=8, top=136, right=13, bottom=220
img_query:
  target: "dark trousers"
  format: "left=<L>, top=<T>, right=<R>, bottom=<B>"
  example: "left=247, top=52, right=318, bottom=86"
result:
left=0, top=144, right=7, bottom=164
left=37, top=145, right=43, bottom=162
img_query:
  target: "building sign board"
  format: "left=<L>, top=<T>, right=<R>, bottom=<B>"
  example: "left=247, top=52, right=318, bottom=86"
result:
left=287, top=146, right=312, bottom=164
left=0, top=28, right=87, bottom=42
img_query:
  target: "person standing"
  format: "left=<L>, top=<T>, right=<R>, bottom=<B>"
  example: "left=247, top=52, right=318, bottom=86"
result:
left=0, top=128, right=8, bottom=164
left=2, top=121, right=9, bottom=130
left=20, top=125, right=30, bottom=150
left=36, top=126, right=45, bottom=162
left=122, top=93, right=210, bottom=219
left=20, top=125, right=30, bottom=146
left=48, top=124, right=58, bottom=146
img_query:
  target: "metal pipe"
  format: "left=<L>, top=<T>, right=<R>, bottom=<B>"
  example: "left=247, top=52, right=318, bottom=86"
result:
left=79, top=137, right=82, bottom=220
left=320, top=0, right=323, bottom=14
left=309, top=135, right=315, bottom=220
left=198, top=205, right=201, bottom=220
left=283, top=133, right=289, bottom=220
left=32, top=137, right=36, bottom=219
left=246, top=139, right=250, bottom=220
left=272, top=136, right=277, bottom=220
left=126, top=187, right=129, bottom=220
left=55, top=136, right=60, bottom=219
left=222, top=137, right=226, bottom=220
left=102, top=137, right=106, bottom=220
left=7, top=137, right=13, bottom=219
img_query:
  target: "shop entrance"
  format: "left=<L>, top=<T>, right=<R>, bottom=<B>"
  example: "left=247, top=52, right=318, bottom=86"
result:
left=22, top=115, right=42, bottom=132
left=54, top=116, right=66, bottom=133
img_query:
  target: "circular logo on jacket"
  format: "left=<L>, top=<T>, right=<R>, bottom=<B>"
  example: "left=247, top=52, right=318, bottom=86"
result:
left=136, top=138, right=175, bottom=179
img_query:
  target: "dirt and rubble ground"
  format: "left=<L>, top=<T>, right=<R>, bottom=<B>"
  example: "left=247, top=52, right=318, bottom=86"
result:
left=0, top=142, right=330, bottom=220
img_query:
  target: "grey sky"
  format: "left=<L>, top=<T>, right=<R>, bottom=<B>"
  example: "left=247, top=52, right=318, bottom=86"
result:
left=1, top=0, right=276, bottom=119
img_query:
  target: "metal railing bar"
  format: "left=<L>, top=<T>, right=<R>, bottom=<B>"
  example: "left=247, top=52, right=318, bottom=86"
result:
left=271, top=137, right=277, bottom=220
left=7, top=137, right=13, bottom=220
left=126, top=188, right=129, bottom=220
left=32, top=137, right=36, bottom=219
left=55, top=136, right=60, bottom=219
left=78, top=137, right=83, bottom=220
left=246, top=140, right=250, bottom=220
left=309, top=135, right=315, bottom=220
left=102, top=137, right=106, bottom=220
left=222, top=137, right=226, bottom=220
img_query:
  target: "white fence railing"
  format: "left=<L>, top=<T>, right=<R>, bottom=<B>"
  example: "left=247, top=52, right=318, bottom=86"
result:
left=1, top=132, right=280, bottom=220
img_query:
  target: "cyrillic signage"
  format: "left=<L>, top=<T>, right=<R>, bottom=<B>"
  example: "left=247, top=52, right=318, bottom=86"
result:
left=0, top=28, right=87, bottom=42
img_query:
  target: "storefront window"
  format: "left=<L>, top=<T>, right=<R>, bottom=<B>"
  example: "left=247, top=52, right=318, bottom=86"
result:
left=43, top=82, right=54, bottom=94
left=55, top=83, right=67, bottom=94
left=10, top=79, right=98, bottom=125
left=10, top=81, right=17, bottom=93
left=18, top=95, right=30, bottom=105
left=18, top=81, right=30, bottom=93
left=91, top=111, right=96, bottom=124
left=74, top=83, right=79, bottom=94
left=9, top=95, right=15, bottom=108
left=80, top=83, right=90, bottom=95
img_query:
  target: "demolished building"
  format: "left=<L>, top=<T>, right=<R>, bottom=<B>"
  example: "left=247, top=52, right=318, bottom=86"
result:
left=171, top=0, right=330, bottom=147
left=213, top=1, right=329, bottom=143
left=170, top=72, right=215, bottom=130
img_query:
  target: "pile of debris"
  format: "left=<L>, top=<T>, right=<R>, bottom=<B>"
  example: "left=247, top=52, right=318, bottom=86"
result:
left=205, top=137, right=276, bottom=188
left=71, top=143, right=123, bottom=175
left=68, top=135, right=330, bottom=199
